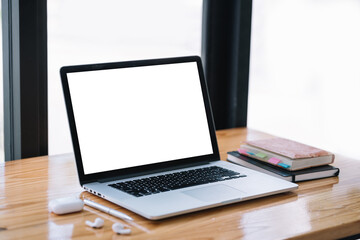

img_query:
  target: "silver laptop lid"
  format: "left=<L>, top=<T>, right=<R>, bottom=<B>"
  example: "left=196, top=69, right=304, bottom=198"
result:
left=61, top=56, right=219, bottom=185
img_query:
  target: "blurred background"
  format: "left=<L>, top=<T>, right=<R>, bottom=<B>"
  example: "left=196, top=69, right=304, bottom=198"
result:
left=1, top=0, right=359, bottom=162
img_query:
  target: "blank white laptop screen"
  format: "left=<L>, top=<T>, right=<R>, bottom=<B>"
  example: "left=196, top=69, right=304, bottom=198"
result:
left=67, top=62, right=213, bottom=174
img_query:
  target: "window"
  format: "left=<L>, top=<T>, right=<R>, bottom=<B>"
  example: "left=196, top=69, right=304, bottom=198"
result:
left=249, top=0, right=360, bottom=159
left=48, top=0, right=203, bottom=155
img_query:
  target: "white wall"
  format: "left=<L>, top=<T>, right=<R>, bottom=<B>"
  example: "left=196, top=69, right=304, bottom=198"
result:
left=248, top=0, right=360, bottom=159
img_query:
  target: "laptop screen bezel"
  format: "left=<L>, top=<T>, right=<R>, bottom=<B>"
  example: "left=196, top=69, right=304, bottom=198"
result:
left=60, top=56, right=220, bottom=184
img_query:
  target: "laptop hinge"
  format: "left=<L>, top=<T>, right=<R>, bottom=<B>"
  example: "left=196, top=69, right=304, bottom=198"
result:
left=98, top=161, right=212, bottom=183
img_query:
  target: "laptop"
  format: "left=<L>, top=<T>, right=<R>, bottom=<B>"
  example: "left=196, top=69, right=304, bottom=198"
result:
left=60, top=56, right=297, bottom=220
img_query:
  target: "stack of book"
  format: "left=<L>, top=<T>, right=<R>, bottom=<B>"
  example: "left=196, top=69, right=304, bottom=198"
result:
left=227, top=137, right=339, bottom=182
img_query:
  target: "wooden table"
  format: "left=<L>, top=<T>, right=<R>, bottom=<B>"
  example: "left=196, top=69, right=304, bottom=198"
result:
left=1, top=128, right=360, bottom=239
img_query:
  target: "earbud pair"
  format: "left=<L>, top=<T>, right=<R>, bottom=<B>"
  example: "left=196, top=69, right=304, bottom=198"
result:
left=85, top=218, right=131, bottom=235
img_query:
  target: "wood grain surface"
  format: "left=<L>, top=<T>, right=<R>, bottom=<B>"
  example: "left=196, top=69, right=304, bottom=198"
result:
left=1, top=128, right=359, bottom=239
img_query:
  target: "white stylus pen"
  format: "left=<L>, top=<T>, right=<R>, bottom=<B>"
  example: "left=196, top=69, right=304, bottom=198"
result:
left=84, top=199, right=133, bottom=221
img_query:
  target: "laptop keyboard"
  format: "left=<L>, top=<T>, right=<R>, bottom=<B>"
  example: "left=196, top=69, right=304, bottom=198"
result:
left=108, top=166, right=246, bottom=197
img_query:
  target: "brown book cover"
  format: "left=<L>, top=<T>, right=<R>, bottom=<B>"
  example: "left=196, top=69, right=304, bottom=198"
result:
left=246, top=137, right=333, bottom=159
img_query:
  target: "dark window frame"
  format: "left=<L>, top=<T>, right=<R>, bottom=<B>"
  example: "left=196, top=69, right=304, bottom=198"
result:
left=2, top=0, right=48, bottom=161
left=202, top=0, right=252, bottom=130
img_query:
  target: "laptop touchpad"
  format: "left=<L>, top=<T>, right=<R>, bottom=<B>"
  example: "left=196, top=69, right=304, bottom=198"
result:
left=182, top=184, right=243, bottom=202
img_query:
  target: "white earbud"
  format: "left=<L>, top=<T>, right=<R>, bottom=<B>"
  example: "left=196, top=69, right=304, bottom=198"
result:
left=85, top=218, right=104, bottom=228
left=112, top=222, right=131, bottom=235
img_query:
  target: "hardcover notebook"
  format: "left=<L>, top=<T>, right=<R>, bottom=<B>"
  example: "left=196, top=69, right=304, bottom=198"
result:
left=60, top=56, right=297, bottom=220
left=227, top=151, right=340, bottom=182
left=239, top=137, right=335, bottom=171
